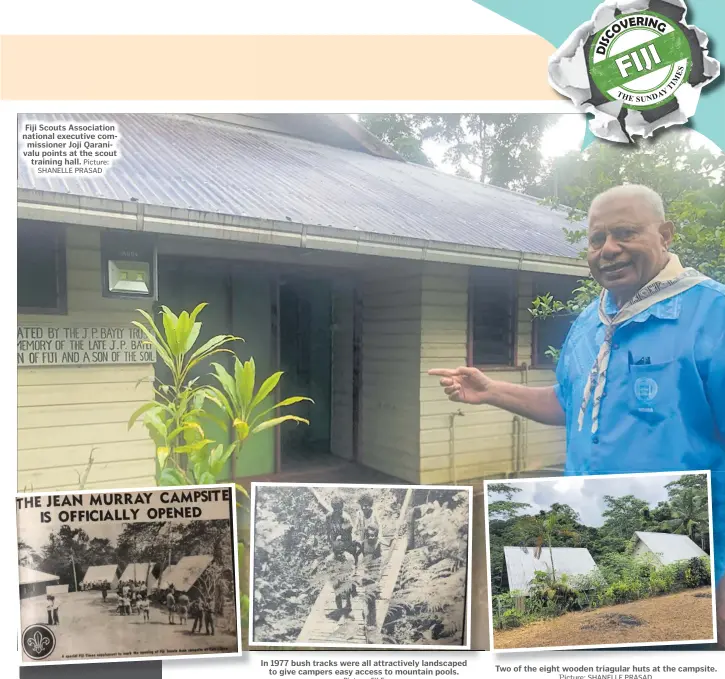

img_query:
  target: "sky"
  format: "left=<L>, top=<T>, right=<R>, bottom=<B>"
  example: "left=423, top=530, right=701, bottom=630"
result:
left=487, top=472, right=707, bottom=528
left=20, top=521, right=125, bottom=555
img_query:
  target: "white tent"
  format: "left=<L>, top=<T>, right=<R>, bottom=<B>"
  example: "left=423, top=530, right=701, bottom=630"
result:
left=81, top=564, right=119, bottom=589
left=160, top=555, right=213, bottom=593
left=632, top=531, right=708, bottom=566
left=503, top=546, right=601, bottom=594
left=120, top=562, right=157, bottom=589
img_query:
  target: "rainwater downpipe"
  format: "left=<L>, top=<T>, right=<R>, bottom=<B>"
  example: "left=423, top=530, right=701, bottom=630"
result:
left=511, top=416, right=521, bottom=479
left=519, top=361, right=530, bottom=474
left=510, top=254, right=528, bottom=478
left=448, top=409, right=464, bottom=485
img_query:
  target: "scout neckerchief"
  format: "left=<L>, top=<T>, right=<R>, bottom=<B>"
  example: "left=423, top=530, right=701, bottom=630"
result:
left=577, top=254, right=708, bottom=434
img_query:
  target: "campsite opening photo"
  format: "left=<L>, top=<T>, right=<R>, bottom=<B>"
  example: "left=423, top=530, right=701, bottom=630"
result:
left=250, top=483, right=472, bottom=648
left=16, top=485, right=241, bottom=664
left=486, top=471, right=716, bottom=651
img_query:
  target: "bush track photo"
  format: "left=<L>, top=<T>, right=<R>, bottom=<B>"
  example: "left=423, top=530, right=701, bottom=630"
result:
left=251, top=486, right=469, bottom=647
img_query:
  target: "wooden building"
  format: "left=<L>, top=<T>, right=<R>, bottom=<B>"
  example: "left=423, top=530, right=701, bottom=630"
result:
left=17, top=113, right=587, bottom=492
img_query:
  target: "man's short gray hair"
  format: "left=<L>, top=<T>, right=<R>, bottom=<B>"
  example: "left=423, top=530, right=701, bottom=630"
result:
left=589, top=184, right=666, bottom=222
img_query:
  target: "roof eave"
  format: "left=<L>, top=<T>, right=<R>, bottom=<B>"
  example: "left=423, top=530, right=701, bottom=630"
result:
left=18, top=188, right=590, bottom=277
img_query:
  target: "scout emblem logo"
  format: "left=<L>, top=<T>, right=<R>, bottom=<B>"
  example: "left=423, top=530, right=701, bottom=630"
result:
left=589, top=12, right=691, bottom=109
left=634, top=377, right=658, bottom=410
left=22, top=624, right=56, bottom=660
left=548, top=0, right=720, bottom=143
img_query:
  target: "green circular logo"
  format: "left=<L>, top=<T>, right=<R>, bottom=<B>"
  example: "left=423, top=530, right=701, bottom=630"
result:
left=588, top=11, right=692, bottom=110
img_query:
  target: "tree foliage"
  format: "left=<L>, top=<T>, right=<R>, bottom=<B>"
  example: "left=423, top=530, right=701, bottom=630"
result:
left=18, top=539, right=37, bottom=567
left=386, top=490, right=469, bottom=645
left=34, top=525, right=90, bottom=591
left=487, top=483, right=531, bottom=521
left=356, top=114, right=435, bottom=167
left=358, top=114, right=558, bottom=190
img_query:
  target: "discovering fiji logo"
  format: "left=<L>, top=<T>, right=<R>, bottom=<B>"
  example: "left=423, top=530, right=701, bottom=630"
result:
left=548, top=0, right=720, bottom=143
left=22, top=624, right=56, bottom=661
left=588, top=11, right=692, bottom=110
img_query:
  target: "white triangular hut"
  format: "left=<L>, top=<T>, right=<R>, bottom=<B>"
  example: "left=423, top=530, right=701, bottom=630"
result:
left=81, top=564, right=119, bottom=589
left=119, top=562, right=157, bottom=589
left=632, top=531, right=708, bottom=566
left=503, top=546, right=601, bottom=594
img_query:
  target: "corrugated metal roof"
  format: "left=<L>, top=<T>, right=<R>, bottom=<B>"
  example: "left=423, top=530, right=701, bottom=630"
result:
left=634, top=531, right=708, bottom=565
left=82, top=564, right=119, bottom=584
left=17, top=113, right=582, bottom=259
left=18, top=566, right=60, bottom=585
left=503, top=546, right=599, bottom=594
left=163, top=555, right=213, bottom=592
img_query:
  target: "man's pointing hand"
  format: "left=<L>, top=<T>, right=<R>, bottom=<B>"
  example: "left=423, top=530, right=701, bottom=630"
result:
left=428, top=366, right=493, bottom=405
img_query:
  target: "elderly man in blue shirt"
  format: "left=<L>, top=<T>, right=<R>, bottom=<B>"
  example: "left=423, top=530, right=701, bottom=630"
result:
left=430, top=184, right=725, bottom=643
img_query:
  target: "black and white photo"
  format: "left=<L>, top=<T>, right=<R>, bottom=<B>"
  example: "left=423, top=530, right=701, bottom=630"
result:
left=16, top=484, right=241, bottom=664
left=250, top=483, right=472, bottom=648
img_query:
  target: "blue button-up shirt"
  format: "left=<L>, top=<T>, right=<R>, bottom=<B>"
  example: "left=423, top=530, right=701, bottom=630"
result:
left=555, top=279, right=725, bottom=582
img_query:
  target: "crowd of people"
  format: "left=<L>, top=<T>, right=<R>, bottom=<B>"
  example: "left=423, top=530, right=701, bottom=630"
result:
left=322, top=493, right=384, bottom=628
left=85, top=579, right=219, bottom=634
left=80, top=580, right=111, bottom=591
left=115, top=580, right=150, bottom=619
left=33, top=565, right=226, bottom=639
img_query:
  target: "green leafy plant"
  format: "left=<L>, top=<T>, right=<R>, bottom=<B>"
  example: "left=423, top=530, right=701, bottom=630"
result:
left=501, top=607, right=524, bottom=628
left=128, top=303, right=240, bottom=486
left=128, top=303, right=314, bottom=497
left=684, top=556, right=711, bottom=588
left=527, top=571, right=581, bottom=616
left=208, top=355, right=313, bottom=459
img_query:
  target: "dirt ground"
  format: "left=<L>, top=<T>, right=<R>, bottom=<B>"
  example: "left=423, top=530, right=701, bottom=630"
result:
left=20, top=591, right=238, bottom=662
left=494, top=587, right=715, bottom=650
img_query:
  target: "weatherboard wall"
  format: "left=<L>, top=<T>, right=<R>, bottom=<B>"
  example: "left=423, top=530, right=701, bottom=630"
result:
left=359, top=270, right=423, bottom=482
left=18, top=224, right=156, bottom=492
left=418, top=265, right=566, bottom=484
left=17, top=222, right=569, bottom=490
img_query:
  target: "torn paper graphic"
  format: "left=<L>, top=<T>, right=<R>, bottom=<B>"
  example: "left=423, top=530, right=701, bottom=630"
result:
left=549, top=0, right=720, bottom=144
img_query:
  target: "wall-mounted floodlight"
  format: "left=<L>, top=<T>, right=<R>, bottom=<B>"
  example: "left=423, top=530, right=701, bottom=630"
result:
left=100, top=230, right=157, bottom=300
